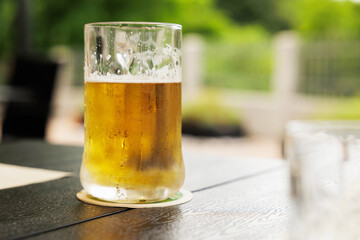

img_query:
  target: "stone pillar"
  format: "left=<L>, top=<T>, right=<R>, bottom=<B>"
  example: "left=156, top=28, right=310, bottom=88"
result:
left=272, top=31, right=300, bottom=134
left=273, top=31, right=300, bottom=104
left=182, top=34, right=204, bottom=102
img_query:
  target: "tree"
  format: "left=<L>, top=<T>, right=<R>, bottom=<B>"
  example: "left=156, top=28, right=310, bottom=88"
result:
left=280, top=0, right=360, bottom=39
left=215, top=0, right=290, bottom=32
left=0, top=0, right=238, bottom=55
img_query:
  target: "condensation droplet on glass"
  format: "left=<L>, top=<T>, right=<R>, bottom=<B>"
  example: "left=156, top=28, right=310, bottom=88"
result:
left=116, top=186, right=125, bottom=199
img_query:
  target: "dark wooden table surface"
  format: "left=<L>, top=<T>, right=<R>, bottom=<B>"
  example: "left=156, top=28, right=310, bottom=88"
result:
left=0, top=140, right=289, bottom=240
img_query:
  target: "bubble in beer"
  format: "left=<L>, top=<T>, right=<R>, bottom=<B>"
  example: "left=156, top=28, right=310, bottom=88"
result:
left=82, top=23, right=183, bottom=203
left=81, top=78, right=184, bottom=202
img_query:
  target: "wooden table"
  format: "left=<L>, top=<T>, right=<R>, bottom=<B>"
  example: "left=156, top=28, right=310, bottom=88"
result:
left=0, top=140, right=289, bottom=240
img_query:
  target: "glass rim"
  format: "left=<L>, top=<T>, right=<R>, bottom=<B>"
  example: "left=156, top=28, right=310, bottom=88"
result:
left=84, top=21, right=182, bottom=30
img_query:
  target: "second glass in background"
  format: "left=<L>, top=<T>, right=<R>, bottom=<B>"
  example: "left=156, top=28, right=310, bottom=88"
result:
left=286, top=121, right=360, bottom=240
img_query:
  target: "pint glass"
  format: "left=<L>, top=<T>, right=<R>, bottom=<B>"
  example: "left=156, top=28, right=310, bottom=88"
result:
left=80, top=22, right=184, bottom=203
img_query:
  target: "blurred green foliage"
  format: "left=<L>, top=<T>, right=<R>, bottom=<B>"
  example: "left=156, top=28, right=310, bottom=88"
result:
left=314, top=97, right=360, bottom=119
left=2, top=0, right=360, bottom=94
left=2, top=0, right=360, bottom=56
left=205, top=41, right=272, bottom=91
left=0, top=0, right=236, bottom=56
left=182, top=90, right=241, bottom=125
left=216, top=0, right=360, bottom=40
left=216, top=0, right=290, bottom=33
left=299, top=40, right=360, bottom=96
left=0, top=0, right=17, bottom=58
left=0, top=0, right=275, bottom=91
left=280, top=0, right=360, bottom=40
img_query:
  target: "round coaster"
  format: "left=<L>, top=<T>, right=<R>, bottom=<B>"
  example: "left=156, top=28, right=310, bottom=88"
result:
left=76, top=189, right=192, bottom=208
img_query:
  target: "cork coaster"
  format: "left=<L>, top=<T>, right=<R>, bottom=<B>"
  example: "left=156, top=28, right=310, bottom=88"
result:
left=76, top=189, right=192, bottom=208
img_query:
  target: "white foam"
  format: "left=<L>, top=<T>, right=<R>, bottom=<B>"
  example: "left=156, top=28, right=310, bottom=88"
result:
left=85, top=74, right=181, bottom=83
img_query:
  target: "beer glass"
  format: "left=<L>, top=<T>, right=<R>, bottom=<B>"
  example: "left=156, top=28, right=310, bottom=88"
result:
left=286, top=121, right=360, bottom=240
left=80, top=22, right=184, bottom=203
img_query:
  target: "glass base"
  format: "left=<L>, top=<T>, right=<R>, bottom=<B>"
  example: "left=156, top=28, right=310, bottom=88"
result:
left=82, top=183, right=172, bottom=203
left=79, top=163, right=183, bottom=203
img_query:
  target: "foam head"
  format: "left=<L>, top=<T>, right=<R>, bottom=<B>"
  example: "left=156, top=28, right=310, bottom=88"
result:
left=85, top=22, right=182, bottom=83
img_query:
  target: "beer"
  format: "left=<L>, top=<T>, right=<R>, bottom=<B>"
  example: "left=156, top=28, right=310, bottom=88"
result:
left=80, top=78, right=184, bottom=202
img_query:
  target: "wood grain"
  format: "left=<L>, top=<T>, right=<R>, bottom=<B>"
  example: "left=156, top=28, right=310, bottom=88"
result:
left=0, top=140, right=83, bottom=173
left=183, top=153, right=283, bottom=192
left=31, top=168, right=289, bottom=240
left=0, top=140, right=286, bottom=240
left=0, top=177, right=127, bottom=240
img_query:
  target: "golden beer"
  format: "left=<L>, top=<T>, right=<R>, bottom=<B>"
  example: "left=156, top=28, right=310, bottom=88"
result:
left=80, top=80, right=184, bottom=202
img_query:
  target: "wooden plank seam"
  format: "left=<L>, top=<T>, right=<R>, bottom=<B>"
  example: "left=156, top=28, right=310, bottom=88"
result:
left=9, top=165, right=285, bottom=240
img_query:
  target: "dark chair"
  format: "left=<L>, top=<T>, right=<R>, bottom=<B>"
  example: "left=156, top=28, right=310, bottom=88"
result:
left=2, top=56, right=59, bottom=140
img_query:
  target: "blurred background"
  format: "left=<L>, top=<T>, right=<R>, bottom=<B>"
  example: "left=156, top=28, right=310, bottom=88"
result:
left=1, top=0, right=360, bottom=158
